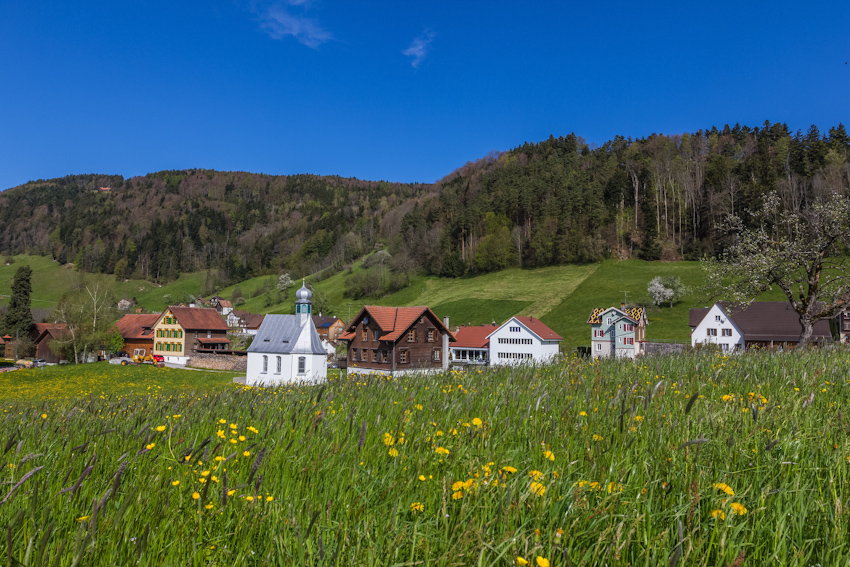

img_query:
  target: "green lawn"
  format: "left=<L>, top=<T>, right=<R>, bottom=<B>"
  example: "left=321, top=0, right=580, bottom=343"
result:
left=0, top=362, right=240, bottom=402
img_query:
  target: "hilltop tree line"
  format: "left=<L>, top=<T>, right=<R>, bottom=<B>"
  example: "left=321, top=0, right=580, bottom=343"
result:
left=0, top=122, right=848, bottom=294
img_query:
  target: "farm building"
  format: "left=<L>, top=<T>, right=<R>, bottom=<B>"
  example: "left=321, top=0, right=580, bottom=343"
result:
left=488, top=316, right=562, bottom=365
left=587, top=306, right=647, bottom=359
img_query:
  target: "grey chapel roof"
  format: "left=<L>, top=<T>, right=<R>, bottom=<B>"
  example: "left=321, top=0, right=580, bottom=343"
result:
left=246, top=314, right=326, bottom=355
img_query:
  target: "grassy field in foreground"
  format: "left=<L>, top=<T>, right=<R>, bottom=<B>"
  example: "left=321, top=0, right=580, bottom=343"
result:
left=0, top=363, right=240, bottom=402
left=2, top=350, right=850, bottom=565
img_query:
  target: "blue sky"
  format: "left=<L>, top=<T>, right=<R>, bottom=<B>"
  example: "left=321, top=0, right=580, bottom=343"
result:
left=1, top=0, right=848, bottom=190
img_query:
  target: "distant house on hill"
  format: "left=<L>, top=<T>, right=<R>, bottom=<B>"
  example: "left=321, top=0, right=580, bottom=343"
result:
left=587, top=306, right=647, bottom=359
left=209, top=296, right=233, bottom=316
left=227, top=310, right=264, bottom=335
left=488, top=316, right=562, bottom=365
left=338, top=306, right=455, bottom=376
left=450, top=324, right=495, bottom=366
left=689, top=302, right=832, bottom=350
left=246, top=282, right=326, bottom=386
left=114, top=313, right=158, bottom=358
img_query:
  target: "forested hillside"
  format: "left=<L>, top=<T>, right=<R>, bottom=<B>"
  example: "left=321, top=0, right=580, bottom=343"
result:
left=1, top=122, right=847, bottom=295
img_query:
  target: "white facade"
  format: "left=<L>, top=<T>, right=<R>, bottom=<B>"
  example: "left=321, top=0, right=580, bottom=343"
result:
left=487, top=317, right=561, bottom=366
left=245, top=283, right=327, bottom=386
left=690, top=303, right=743, bottom=351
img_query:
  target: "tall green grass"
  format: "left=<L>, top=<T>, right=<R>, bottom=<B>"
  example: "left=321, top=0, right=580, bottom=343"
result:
left=1, top=349, right=849, bottom=564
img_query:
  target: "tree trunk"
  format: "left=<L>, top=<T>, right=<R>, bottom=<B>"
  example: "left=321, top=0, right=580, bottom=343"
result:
left=798, top=316, right=814, bottom=349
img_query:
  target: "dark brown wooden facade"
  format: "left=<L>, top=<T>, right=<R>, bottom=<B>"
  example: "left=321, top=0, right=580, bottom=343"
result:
left=339, top=306, right=454, bottom=374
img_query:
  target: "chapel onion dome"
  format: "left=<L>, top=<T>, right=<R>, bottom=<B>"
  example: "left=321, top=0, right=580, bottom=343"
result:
left=295, top=281, right=312, bottom=302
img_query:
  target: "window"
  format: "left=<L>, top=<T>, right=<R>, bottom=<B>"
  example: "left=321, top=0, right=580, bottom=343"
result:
left=596, top=343, right=601, bottom=351
left=372, top=350, right=378, bottom=363
left=262, top=355, right=268, bottom=373
left=606, top=318, right=612, bottom=325
left=362, top=349, right=367, bottom=361
left=276, top=356, right=281, bottom=374
left=715, top=315, right=721, bottom=322
left=433, top=349, right=441, bottom=361
left=373, top=330, right=379, bottom=341
left=166, top=343, right=171, bottom=352
left=178, top=330, right=183, bottom=338
left=722, top=329, right=732, bottom=337
left=400, top=350, right=408, bottom=363
left=707, top=328, right=717, bottom=336
left=407, top=329, right=416, bottom=342
left=351, top=349, right=357, bottom=361
left=510, top=326, right=520, bottom=332
left=427, top=329, right=435, bottom=342
left=176, top=343, right=182, bottom=352
left=298, top=357, right=306, bottom=374
left=207, top=331, right=211, bottom=338
left=362, top=328, right=367, bottom=341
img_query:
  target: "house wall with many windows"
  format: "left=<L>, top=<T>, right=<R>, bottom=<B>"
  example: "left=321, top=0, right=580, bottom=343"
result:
left=487, top=317, right=561, bottom=366
left=690, top=304, right=744, bottom=351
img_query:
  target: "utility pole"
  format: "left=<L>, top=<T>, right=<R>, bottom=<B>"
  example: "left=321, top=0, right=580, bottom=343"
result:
left=14, top=328, right=18, bottom=360
left=347, top=304, right=352, bottom=323
left=620, top=291, right=629, bottom=307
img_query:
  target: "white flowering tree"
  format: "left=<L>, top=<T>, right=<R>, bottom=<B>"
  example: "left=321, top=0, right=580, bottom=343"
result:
left=277, top=273, right=294, bottom=294
left=702, top=191, right=850, bottom=347
left=647, top=276, right=687, bottom=307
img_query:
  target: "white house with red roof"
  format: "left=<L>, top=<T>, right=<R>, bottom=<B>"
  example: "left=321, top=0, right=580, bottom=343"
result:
left=487, top=316, right=562, bottom=365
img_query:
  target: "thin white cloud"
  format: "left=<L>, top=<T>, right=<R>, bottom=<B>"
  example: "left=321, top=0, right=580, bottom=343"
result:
left=403, top=29, right=436, bottom=68
left=256, top=2, right=332, bottom=49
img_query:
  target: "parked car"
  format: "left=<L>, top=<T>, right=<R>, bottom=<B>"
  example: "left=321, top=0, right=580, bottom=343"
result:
left=15, top=358, right=45, bottom=368
left=109, top=355, right=134, bottom=365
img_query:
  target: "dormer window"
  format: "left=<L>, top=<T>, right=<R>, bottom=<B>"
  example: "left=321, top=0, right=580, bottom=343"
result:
left=715, top=315, right=721, bottom=322
left=606, top=317, right=612, bottom=325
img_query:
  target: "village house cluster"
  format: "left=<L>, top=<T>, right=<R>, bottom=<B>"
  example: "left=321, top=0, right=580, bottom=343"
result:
left=6, top=282, right=847, bottom=379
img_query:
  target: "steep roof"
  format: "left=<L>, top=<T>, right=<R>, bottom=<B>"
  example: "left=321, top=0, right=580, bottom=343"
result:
left=114, top=314, right=159, bottom=340
left=704, top=302, right=832, bottom=342
left=168, top=307, right=230, bottom=331
left=247, top=315, right=326, bottom=355
left=242, top=314, right=265, bottom=329
left=34, top=324, right=69, bottom=344
left=587, top=307, right=644, bottom=325
left=688, top=308, right=709, bottom=328
left=487, top=316, right=563, bottom=341
left=338, top=306, right=456, bottom=342
left=452, top=325, right=495, bottom=349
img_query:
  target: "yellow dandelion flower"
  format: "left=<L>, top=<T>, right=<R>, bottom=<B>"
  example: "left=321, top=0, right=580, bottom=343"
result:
left=219, top=418, right=226, bottom=424
left=592, top=434, right=603, bottom=441
left=205, top=503, right=214, bottom=509
left=172, top=414, right=181, bottom=418
left=517, top=557, right=529, bottom=566
left=730, top=502, right=747, bottom=515
left=266, top=496, right=274, bottom=502
left=578, top=411, right=587, bottom=417
left=215, top=455, right=224, bottom=461
left=156, top=425, right=166, bottom=432
left=452, top=480, right=465, bottom=491
left=192, top=492, right=200, bottom=500
left=410, top=501, right=424, bottom=513
left=239, top=435, right=246, bottom=442
left=418, top=475, right=426, bottom=481
left=536, top=557, right=550, bottom=567
left=228, top=490, right=236, bottom=496
left=246, top=495, right=254, bottom=502
left=452, top=491, right=463, bottom=500
left=41, top=413, right=47, bottom=419
left=198, top=478, right=206, bottom=484
left=388, top=448, right=399, bottom=457
left=710, top=509, right=725, bottom=520
left=243, top=451, right=251, bottom=457
left=229, top=438, right=238, bottom=444
left=472, top=417, right=483, bottom=427
left=172, top=480, right=180, bottom=486
left=502, top=466, right=517, bottom=474
left=229, top=423, right=237, bottom=429
left=184, top=455, right=191, bottom=461
left=713, top=482, right=734, bottom=496
left=248, top=426, right=258, bottom=434
left=145, top=443, right=155, bottom=451
left=529, top=470, right=544, bottom=480
left=543, top=450, right=555, bottom=461
left=435, top=446, right=450, bottom=455
left=530, top=481, right=545, bottom=496
left=201, top=470, right=210, bottom=477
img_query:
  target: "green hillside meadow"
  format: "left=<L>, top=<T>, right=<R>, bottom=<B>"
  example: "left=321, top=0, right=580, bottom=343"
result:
left=2, top=254, right=792, bottom=350
left=2, top=350, right=850, bottom=564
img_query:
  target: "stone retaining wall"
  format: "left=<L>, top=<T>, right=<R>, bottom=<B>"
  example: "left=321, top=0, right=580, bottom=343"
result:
left=187, top=353, right=247, bottom=372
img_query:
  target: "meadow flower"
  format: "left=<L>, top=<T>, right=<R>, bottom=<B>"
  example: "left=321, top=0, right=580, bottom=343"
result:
left=502, top=466, right=517, bottom=474
left=713, top=482, right=734, bottom=496
left=229, top=423, right=237, bottom=429
left=41, top=413, right=47, bottom=419
left=543, top=450, right=555, bottom=461
left=536, top=557, right=549, bottom=567
left=201, top=470, right=210, bottom=477
left=216, top=430, right=225, bottom=438
left=472, top=417, right=482, bottom=427
left=172, top=480, right=180, bottom=486
left=228, top=490, right=236, bottom=496
left=266, top=496, right=274, bottom=502
left=435, top=446, right=450, bottom=455
left=219, top=418, right=226, bottom=424
left=710, top=509, right=725, bottom=520
left=452, top=481, right=465, bottom=491
left=247, top=426, right=258, bottom=434
left=76, top=516, right=90, bottom=522
left=418, top=475, right=426, bottom=481
left=592, top=434, right=603, bottom=441
left=246, top=496, right=254, bottom=502
left=198, top=478, right=206, bottom=484
left=529, top=470, right=544, bottom=480
left=516, top=558, right=529, bottom=566
left=192, top=492, right=200, bottom=500
left=388, top=448, right=399, bottom=457
left=578, top=411, right=587, bottom=417
left=172, top=414, right=181, bottom=418
left=452, top=491, right=463, bottom=500
left=184, top=455, right=191, bottom=461
left=383, top=433, right=395, bottom=446
left=243, top=451, right=251, bottom=457
left=730, top=502, right=747, bottom=515
left=239, top=435, right=246, bottom=442
left=156, top=425, right=166, bottom=432
left=145, top=443, right=155, bottom=450
left=410, top=501, right=424, bottom=513
left=530, top=481, right=545, bottom=496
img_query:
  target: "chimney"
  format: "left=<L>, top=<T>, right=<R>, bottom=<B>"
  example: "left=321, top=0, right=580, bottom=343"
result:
left=621, top=302, right=626, bottom=310
left=442, top=316, right=450, bottom=371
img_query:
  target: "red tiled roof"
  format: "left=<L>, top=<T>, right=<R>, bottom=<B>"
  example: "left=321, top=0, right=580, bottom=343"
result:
left=114, top=314, right=159, bottom=340
left=217, top=300, right=232, bottom=308
left=197, top=337, right=231, bottom=344
left=168, top=307, right=230, bottom=331
left=453, top=325, right=495, bottom=349
left=35, top=324, right=69, bottom=343
left=513, top=316, right=562, bottom=340
left=242, top=314, right=264, bottom=329
left=339, top=306, right=456, bottom=342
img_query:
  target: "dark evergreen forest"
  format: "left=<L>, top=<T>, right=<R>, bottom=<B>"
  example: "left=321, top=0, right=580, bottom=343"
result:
left=1, top=122, right=847, bottom=290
